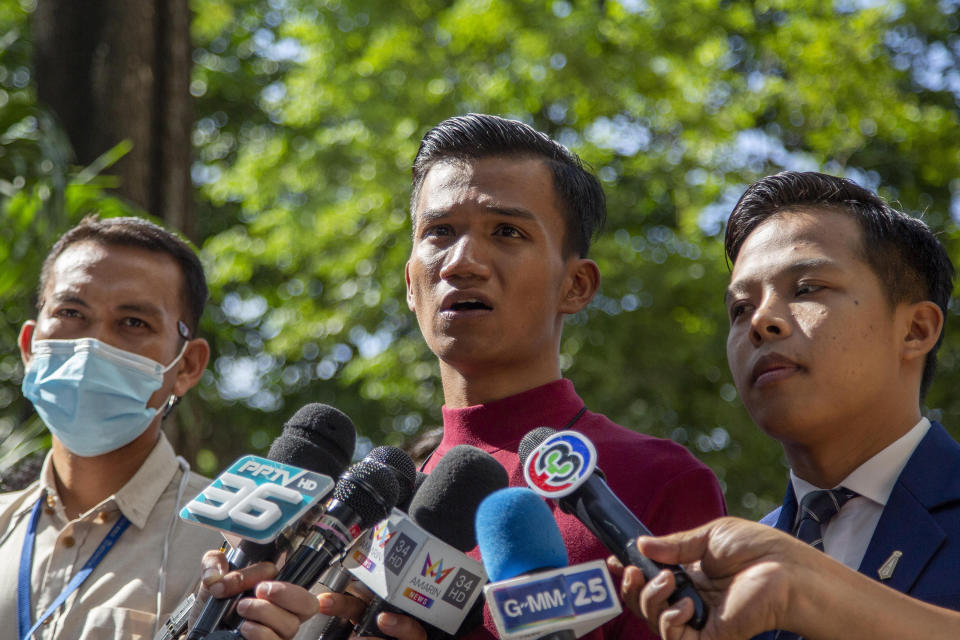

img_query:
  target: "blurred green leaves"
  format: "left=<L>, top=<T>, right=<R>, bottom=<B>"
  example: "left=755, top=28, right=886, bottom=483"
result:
left=3, top=0, right=960, bottom=517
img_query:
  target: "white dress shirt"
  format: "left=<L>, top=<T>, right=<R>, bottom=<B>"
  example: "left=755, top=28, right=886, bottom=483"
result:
left=790, top=417, right=931, bottom=570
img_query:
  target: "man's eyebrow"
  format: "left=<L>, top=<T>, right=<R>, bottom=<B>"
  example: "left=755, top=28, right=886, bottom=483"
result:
left=116, top=302, right=165, bottom=318
left=49, top=293, right=90, bottom=307
left=486, top=205, right=537, bottom=220
left=417, top=204, right=538, bottom=224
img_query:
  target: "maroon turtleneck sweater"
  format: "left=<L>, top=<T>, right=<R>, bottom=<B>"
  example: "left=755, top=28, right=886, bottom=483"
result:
left=422, top=379, right=726, bottom=639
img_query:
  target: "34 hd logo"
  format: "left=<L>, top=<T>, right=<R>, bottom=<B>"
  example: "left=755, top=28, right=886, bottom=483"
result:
left=523, top=431, right=597, bottom=498
left=180, top=455, right=334, bottom=543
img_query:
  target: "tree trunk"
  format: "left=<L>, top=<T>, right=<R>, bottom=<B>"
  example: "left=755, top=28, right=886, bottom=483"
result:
left=33, top=0, right=194, bottom=239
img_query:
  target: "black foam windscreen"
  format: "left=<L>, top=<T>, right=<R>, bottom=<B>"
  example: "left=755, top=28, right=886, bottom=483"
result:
left=408, top=445, right=509, bottom=552
left=334, top=460, right=400, bottom=528
left=396, top=471, right=430, bottom=513
left=267, top=403, right=357, bottom=477
left=517, top=426, right=557, bottom=467
left=366, top=446, right=416, bottom=507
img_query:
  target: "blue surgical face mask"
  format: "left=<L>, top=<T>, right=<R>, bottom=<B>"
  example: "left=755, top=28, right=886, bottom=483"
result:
left=21, top=337, right=187, bottom=457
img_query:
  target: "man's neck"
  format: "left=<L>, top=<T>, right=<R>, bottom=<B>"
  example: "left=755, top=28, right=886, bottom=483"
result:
left=439, top=360, right=562, bottom=408
left=783, top=411, right=921, bottom=488
left=50, top=428, right=160, bottom=519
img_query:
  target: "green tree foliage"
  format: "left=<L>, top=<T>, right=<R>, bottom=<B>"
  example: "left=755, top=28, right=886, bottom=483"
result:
left=186, top=0, right=960, bottom=517
left=3, top=0, right=960, bottom=517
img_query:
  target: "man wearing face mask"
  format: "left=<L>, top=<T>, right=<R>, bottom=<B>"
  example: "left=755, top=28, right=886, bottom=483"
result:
left=0, top=216, right=312, bottom=640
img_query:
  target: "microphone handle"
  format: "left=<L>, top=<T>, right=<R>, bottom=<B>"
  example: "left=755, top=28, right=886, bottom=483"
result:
left=319, top=615, right=356, bottom=640
left=217, top=532, right=344, bottom=630
left=353, top=596, right=398, bottom=639
left=559, top=475, right=707, bottom=630
left=219, top=504, right=362, bottom=632
left=186, top=543, right=271, bottom=640
left=537, top=631, right=576, bottom=640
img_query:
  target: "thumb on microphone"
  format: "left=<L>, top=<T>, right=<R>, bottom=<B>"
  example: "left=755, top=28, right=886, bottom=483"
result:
left=610, top=517, right=810, bottom=640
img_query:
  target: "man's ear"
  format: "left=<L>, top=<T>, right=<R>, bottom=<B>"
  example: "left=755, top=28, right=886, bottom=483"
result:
left=559, top=258, right=600, bottom=315
left=405, top=261, right=415, bottom=312
left=172, top=338, right=211, bottom=397
left=18, top=321, right=36, bottom=367
left=901, top=300, right=944, bottom=362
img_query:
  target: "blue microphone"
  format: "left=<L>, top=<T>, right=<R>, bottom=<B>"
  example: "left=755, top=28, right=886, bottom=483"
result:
left=476, top=488, right=621, bottom=640
left=476, top=487, right=568, bottom=582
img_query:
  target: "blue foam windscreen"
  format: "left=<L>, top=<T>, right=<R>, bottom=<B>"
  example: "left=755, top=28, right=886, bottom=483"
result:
left=475, top=487, right=568, bottom=582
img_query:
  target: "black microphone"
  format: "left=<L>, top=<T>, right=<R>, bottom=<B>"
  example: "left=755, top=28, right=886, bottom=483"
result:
left=368, top=446, right=417, bottom=510
left=518, top=427, right=708, bottom=630
left=184, top=403, right=356, bottom=640
left=202, top=458, right=400, bottom=638
left=271, top=458, right=400, bottom=586
left=316, top=446, right=417, bottom=640
left=353, top=445, right=509, bottom=639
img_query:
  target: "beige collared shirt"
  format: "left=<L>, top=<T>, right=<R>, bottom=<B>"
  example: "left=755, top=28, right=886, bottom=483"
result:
left=0, top=433, right=222, bottom=640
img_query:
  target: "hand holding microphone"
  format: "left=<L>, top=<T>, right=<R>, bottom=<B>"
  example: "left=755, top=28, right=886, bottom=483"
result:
left=161, top=402, right=355, bottom=640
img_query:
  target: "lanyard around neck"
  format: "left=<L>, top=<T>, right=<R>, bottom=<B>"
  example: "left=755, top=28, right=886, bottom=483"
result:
left=17, top=493, right=131, bottom=640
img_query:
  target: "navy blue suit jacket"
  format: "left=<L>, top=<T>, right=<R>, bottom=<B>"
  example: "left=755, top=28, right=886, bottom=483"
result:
left=754, top=421, right=960, bottom=639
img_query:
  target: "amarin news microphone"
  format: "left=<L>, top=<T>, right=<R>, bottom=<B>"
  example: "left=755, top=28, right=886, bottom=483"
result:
left=519, top=427, right=707, bottom=630
left=351, top=445, right=509, bottom=638
left=476, top=487, right=622, bottom=640
left=179, top=403, right=356, bottom=640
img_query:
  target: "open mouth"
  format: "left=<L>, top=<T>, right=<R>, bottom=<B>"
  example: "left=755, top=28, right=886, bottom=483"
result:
left=448, top=299, right=492, bottom=312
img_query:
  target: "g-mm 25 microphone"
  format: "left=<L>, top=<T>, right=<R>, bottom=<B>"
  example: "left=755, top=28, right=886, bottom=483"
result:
left=476, top=487, right=573, bottom=640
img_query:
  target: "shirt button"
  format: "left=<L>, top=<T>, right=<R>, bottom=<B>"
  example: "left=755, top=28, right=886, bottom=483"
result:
left=62, top=536, right=75, bottom=548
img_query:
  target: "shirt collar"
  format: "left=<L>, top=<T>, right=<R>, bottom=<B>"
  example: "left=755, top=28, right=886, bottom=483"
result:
left=791, top=417, right=931, bottom=507
left=39, top=433, right=181, bottom=529
left=439, top=379, right=585, bottom=451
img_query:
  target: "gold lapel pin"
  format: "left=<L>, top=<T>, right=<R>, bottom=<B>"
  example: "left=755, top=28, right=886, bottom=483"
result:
left=877, top=550, right=903, bottom=581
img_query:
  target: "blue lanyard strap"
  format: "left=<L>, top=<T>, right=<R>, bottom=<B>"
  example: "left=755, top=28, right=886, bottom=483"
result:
left=17, top=494, right=131, bottom=640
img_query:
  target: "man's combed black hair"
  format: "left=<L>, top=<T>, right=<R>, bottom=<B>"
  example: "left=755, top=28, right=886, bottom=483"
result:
left=411, top=113, right=606, bottom=258
left=39, top=215, right=208, bottom=336
left=725, top=171, right=955, bottom=398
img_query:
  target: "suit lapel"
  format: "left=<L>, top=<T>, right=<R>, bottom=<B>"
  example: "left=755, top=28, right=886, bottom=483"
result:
left=858, top=422, right=960, bottom=593
left=773, top=484, right=797, bottom=533
left=858, top=482, right=944, bottom=591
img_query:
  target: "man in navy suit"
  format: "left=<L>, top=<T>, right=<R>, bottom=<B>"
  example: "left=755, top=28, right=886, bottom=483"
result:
left=614, top=171, right=960, bottom=637
left=724, top=172, right=960, bottom=615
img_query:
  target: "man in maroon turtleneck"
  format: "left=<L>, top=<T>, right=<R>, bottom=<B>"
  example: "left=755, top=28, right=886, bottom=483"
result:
left=316, top=113, right=726, bottom=639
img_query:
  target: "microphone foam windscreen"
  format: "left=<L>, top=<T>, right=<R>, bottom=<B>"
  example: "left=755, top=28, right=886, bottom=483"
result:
left=366, top=446, right=416, bottom=508
left=517, top=426, right=557, bottom=466
left=408, top=445, right=509, bottom=552
left=267, top=403, right=357, bottom=477
left=475, top=487, right=568, bottom=582
left=335, top=460, right=400, bottom=528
